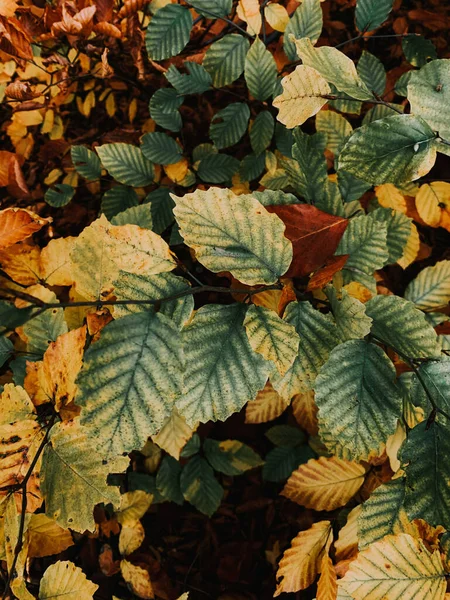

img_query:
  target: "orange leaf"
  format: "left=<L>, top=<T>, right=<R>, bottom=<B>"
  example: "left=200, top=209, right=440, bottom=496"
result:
left=317, top=553, right=337, bottom=600
left=0, top=208, right=51, bottom=250
left=307, top=254, right=349, bottom=291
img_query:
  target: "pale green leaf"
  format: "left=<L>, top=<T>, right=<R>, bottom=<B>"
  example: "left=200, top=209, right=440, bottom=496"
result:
left=178, top=304, right=271, bottom=425
left=252, top=189, right=298, bottom=206
left=244, top=38, right=277, bottom=101
left=71, top=145, right=101, bottom=181
left=404, top=260, right=450, bottom=310
left=250, top=111, right=274, bottom=155
left=97, top=144, right=154, bottom=187
left=141, top=132, right=182, bottom=164
left=283, top=0, right=323, bottom=61
left=369, top=207, right=412, bottom=264
left=357, top=51, right=386, bottom=95
left=243, top=304, right=300, bottom=376
left=315, top=340, right=403, bottom=461
left=203, top=34, right=250, bottom=88
left=145, top=4, right=192, bottom=60
left=326, top=286, right=372, bottom=341
left=338, top=114, right=437, bottom=185
left=110, top=204, right=152, bottom=229
left=315, top=110, right=352, bottom=156
left=180, top=455, right=223, bottom=516
left=76, top=312, right=184, bottom=457
left=209, top=103, right=250, bottom=149
left=22, top=288, right=67, bottom=355
left=172, top=188, right=292, bottom=285
left=204, top=439, right=263, bottom=475
left=39, top=560, right=98, bottom=600
left=355, top=0, right=394, bottom=32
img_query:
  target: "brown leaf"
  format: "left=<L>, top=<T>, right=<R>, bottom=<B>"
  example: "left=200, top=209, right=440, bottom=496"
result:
left=307, top=254, right=349, bottom=291
left=93, top=21, right=121, bottom=38
left=0, top=208, right=51, bottom=250
left=5, top=80, right=39, bottom=101
left=0, top=16, right=33, bottom=59
left=7, top=154, right=30, bottom=199
left=266, top=204, right=348, bottom=278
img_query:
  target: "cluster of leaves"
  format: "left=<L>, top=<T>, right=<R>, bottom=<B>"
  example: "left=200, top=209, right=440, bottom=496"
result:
left=2, top=0, right=450, bottom=598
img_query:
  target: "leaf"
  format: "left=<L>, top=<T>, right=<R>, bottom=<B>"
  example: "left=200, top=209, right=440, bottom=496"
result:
left=316, top=110, right=352, bottom=156
left=204, top=439, right=263, bottom=475
left=355, top=0, right=394, bottom=32
left=101, top=186, right=139, bottom=221
left=245, top=381, right=289, bottom=424
left=97, top=143, right=154, bottom=187
left=274, top=521, right=333, bottom=595
left=243, top=305, right=300, bottom=376
left=145, top=4, right=192, bottom=60
left=365, top=295, right=438, bottom=359
left=119, top=521, right=145, bottom=556
left=28, top=514, right=74, bottom=558
left=180, top=455, right=223, bottom=516
left=338, top=114, right=437, bottom=185
left=180, top=433, right=201, bottom=458
left=292, top=390, right=319, bottom=435
left=39, top=561, right=98, bottom=600
left=317, top=553, right=338, bottom=600
left=244, top=38, right=277, bottom=101
left=76, top=312, right=184, bottom=457
left=21, top=285, right=68, bottom=354
left=358, top=478, right=409, bottom=549
left=369, top=207, right=412, bottom=264
left=156, top=455, right=183, bottom=504
left=405, top=260, right=450, bottom=310
left=120, top=560, right=154, bottom=600
left=271, top=301, right=341, bottom=401
left=398, top=223, right=420, bottom=269
left=268, top=204, right=348, bottom=278
left=293, top=38, right=372, bottom=101
left=250, top=111, right=274, bottom=155
left=340, top=533, right=446, bottom=600
left=402, top=35, right=437, bottom=68
left=203, top=34, right=250, bottom=88
left=45, top=183, right=75, bottom=208
left=283, top=0, right=323, bottom=61
left=197, top=153, right=240, bottom=183
left=282, top=456, right=366, bottom=511
left=357, top=51, right=386, bottom=96
left=141, top=132, right=182, bottom=164
left=209, top=103, right=250, bottom=149
left=165, top=62, right=212, bottom=95
left=41, top=419, right=126, bottom=532
left=401, top=420, right=450, bottom=529
left=335, top=505, right=360, bottom=560
left=71, top=145, right=101, bottom=181
left=407, top=59, right=450, bottom=139
left=314, top=340, right=403, bottom=461
left=172, top=188, right=292, bottom=285
left=152, top=409, right=195, bottom=459
left=264, top=3, right=289, bottom=32
left=409, top=359, right=450, bottom=416
left=0, top=208, right=51, bottom=250
left=149, top=88, right=183, bottom=132
left=326, top=286, right=372, bottom=341
left=236, top=0, right=261, bottom=35
left=145, top=187, right=176, bottom=234
left=0, top=336, right=13, bottom=368
left=178, top=303, right=271, bottom=425
left=186, top=0, right=231, bottom=18
left=262, top=445, right=315, bottom=482
left=265, top=424, right=306, bottom=447
left=273, top=65, right=330, bottom=129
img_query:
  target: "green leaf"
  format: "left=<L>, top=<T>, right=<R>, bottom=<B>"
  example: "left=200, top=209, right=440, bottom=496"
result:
left=244, top=38, right=277, bottom=101
left=265, top=425, right=306, bottom=447
left=315, top=340, right=403, bottom=461
left=45, top=184, right=75, bottom=208
left=76, top=312, right=184, bottom=457
left=172, top=188, right=292, bottom=285
left=110, top=204, right=153, bottom=229
left=404, top=260, right=450, bottom=310
left=209, top=103, right=250, bottom=149
left=177, top=304, right=271, bottom=425
left=253, top=189, right=298, bottom=206
left=149, top=88, right=183, bottom=132
left=369, top=207, right=412, bottom=264
left=357, top=51, right=386, bottom=96
left=395, top=71, right=412, bottom=97
left=197, top=153, right=239, bottom=183
left=127, top=472, right=164, bottom=502
left=401, top=420, right=450, bottom=529
left=358, top=478, right=407, bottom=549
left=113, top=271, right=193, bottom=330
left=315, top=110, right=352, bottom=156
left=329, top=88, right=362, bottom=115
left=409, top=359, right=450, bottom=416
left=156, top=456, right=183, bottom=504
left=144, top=187, right=176, bottom=234
left=407, top=59, right=450, bottom=140
left=101, top=186, right=139, bottom=220
left=0, top=302, right=37, bottom=333
left=271, top=301, right=341, bottom=401
left=259, top=168, right=290, bottom=190
left=71, top=145, right=101, bottom=181
left=250, top=111, right=274, bottom=155
left=294, top=38, right=372, bottom=101
left=243, top=305, right=300, bottom=376
left=203, top=439, right=264, bottom=475
left=239, top=153, right=266, bottom=182
left=97, top=143, right=154, bottom=187
left=0, top=337, right=13, bottom=368
left=41, top=420, right=125, bottom=532
left=180, top=433, right=201, bottom=458
left=326, top=287, right=372, bottom=341
left=186, top=0, right=232, bottom=18
left=180, top=455, right=223, bottom=516
left=362, top=103, right=404, bottom=125
left=203, top=34, right=250, bottom=88
left=141, top=132, right=182, bottom=164
left=290, top=129, right=328, bottom=202
left=355, top=0, right=394, bottom=32
left=193, top=143, right=217, bottom=162
left=365, top=295, right=438, bottom=359
left=338, top=114, right=437, bottom=185
left=145, top=4, right=192, bottom=60
left=262, top=445, right=315, bottom=482
left=22, top=291, right=67, bottom=355
left=275, top=122, right=293, bottom=156
left=337, top=171, right=371, bottom=203
left=402, top=35, right=437, bottom=68
left=165, top=62, right=212, bottom=94
left=283, top=0, right=323, bottom=61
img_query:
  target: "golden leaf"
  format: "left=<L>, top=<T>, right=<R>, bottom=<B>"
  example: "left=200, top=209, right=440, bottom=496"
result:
left=152, top=408, right=196, bottom=460
left=397, top=223, right=420, bottom=269
left=292, top=390, right=319, bottom=435
left=264, top=3, right=289, bottom=32
left=317, top=553, right=337, bottom=600
left=375, top=183, right=407, bottom=213
left=236, top=0, right=262, bottom=34
left=116, top=491, right=153, bottom=527
left=0, top=242, right=41, bottom=285
left=0, top=0, right=19, bottom=18
left=121, top=560, right=154, bottom=599
left=245, top=381, right=288, bottom=424
left=39, top=560, right=98, bottom=600
left=385, top=421, right=406, bottom=474
left=164, top=158, right=189, bottom=183
left=40, top=236, right=75, bottom=287
left=335, top=505, right=361, bottom=561
left=119, top=521, right=145, bottom=556
left=28, top=514, right=74, bottom=558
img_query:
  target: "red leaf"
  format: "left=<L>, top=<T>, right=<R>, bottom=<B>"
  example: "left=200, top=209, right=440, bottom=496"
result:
left=267, top=204, right=348, bottom=278
left=307, top=254, right=349, bottom=291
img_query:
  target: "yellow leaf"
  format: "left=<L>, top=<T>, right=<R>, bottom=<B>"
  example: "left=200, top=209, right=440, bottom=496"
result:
left=397, top=223, right=420, bottom=269
left=236, top=0, right=262, bottom=34
left=340, top=533, right=446, bottom=600
left=164, top=157, right=189, bottom=183
left=0, top=0, right=18, bottom=17
left=317, top=553, right=337, bottom=600
left=39, top=560, right=98, bottom=600
left=129, top=97, right=138, bottom=123
left=375, top=184, right=407, bottom=213
left=264, top=3, right=289, bottom=31
left=281, top=456, right=366, bottom=511
left=41, top=108, right=54, bottom=135
left=40, top=236, right=76, bottom=287
left=343, top=281, right=373, bottom=303
left=121, top=560, right=154, bottom=599
left=0, top=242, right=41, bottom=285
left=152, top=409, right=196, bottom=460
left=274, top=521, right=333, bottom=595
left=28, top=514, right=74, bottom=558
left=44, top=167, right=62, bottom=186
left=0, top=384, right=36, bottom=424
left=105, top=92, right=116, bottom=117
left=416, top=182, right=448, bottom=227
left=119, top=521, right=145, bottom=556
left=116, top=491, right=153, bottom=526
left=386, top=421, right=406, bottom=473
left=245, top=381, right=288, bottom=424
left=273, top=65, right=331, bottom=129
left=335, top=505, right=361, bottom=561
left=292, top=390, right=319, bottom=435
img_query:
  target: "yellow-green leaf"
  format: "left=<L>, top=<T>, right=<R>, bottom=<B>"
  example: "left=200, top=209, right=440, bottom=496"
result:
left=39, top=561, right=98, bottom=600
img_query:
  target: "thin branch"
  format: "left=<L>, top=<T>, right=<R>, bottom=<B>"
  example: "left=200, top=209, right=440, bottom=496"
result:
left=335, top=32, right=421, bottom=49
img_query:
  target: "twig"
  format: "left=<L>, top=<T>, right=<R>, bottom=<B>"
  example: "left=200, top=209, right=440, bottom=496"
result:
left=335, top=32, right=421, bottom=49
